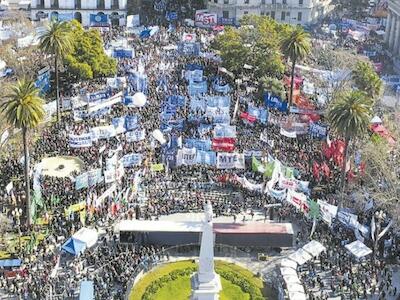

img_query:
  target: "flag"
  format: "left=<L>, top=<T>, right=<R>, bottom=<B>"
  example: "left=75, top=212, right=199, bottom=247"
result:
left=252, top=156, right=265, bottom=173
left=80, top=209, right=86, bottom=226
left=312, top=161, right=320, bottom=180
left=263, top=161, right=275, bottom=178
left=321, top=162, right=330, bottom=178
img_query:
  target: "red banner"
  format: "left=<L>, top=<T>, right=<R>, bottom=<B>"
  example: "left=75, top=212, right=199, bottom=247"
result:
left=212, top=137, right=235, bottom=152
left=312, top=161, right=320, bottom=180
left=240, top=112, right=256, bottom=123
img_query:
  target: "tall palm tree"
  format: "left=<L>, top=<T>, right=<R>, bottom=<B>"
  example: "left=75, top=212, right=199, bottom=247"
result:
left=327, top=90, right=373, bottom=205
left=1, top=80, right=45, bottom=225
left=39, top=21, right=72, bottom=122
left=352, top=61, right=383, bottom=100
left=281, top=27, right=311, bottom=107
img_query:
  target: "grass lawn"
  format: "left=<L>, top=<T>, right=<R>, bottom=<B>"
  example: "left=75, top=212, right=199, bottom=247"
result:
left=129, top=260, right=264, bottom=300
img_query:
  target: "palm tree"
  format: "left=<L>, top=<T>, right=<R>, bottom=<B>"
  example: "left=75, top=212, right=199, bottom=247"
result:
left=281, top=27, right=311, bottom=107
left=327, top=90, right=373, bottom=205
left=39, top=21, right=72, bottom=122
left=0, top=80, right=45, bottom=225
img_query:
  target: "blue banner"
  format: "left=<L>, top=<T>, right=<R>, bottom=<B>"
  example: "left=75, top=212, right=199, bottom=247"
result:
left=248, top=105, right=268, bottom=124
left=88, top=169, right=102, bottom=187
left=309, top=123, right=327, bottom=139
left=125, top=115, right=139, bottom=131
left=198, top=124, right=213, bottom=136
left=196, top=150, right=216, bottom=166
left=188, top=80, right=208, bottom=96
left=264, top=92, right=288, bottom=112
left=35, top=68, right=51, bottom=94
left=190, top=96, right=206, bottom=112
left=165, top=95, right=185, bottom=108
left=212, top=77, right=231, bottom=94
left=207, top=95, right=230, bottom=108
left=185, top=139, right=212, bottom=151
left=166, top=11, right=177, bottom=21
left=178, top=42, right=201, bottom=56
left=121, top=153, right=142, bottom=167
left=90, top=14, right=109, bottom=26
left=160, top=118, right=185, bottom=132
left=163, top=148, right=177, bottom=168
left=128, top=72, right=148, bottom=94
left=218, top=17, right=235, bottom=25
left=113, top=48, right=134, bottom=58
left=75, top=173, right=89, bottom=190
left=87, top=89, right=111, bottom=103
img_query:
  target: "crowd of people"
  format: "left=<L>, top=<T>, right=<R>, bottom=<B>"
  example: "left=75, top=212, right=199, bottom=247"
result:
left=0, top=8, right=399, bottom=300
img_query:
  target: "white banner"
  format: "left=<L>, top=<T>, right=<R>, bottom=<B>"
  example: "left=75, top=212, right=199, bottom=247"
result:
left=104, top=169, right=116, bottom=183
left=95, top=183, right=116, bottom=207
left=286, top=189, right=307, bottom=211
left=87, top=92, right=123, bottom=113
left=279, top=176, right=298, bottom=190
left=90, top=125, right=116, bottom=140
left=235, top=175, right=264, bottom=193
left=216, top=152, right=245, bottom=169
left=177, top=147, right=197, bottom=166
left=318, top=200, right=338, bottom=226
left=280, top=127, right=297, bottom=138
left=69, top=133, right=93, bottom=148
left=126, top=129, right=146, bottom=142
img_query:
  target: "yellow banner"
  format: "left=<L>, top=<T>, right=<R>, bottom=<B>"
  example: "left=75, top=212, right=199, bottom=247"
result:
left=65, top=201, right=86, bottom=217
left=151, top=163, right=164, bottom=172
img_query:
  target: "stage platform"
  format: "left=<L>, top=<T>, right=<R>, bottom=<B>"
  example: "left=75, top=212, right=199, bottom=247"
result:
left=115, top=220, right=293, bottom=248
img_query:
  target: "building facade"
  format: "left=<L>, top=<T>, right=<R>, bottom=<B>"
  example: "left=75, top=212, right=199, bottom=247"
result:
left=207, top=0, right=333, bottom=26
left=30, top=0, right=127, bottom=26
left=385, top=0, right=400, bottom=59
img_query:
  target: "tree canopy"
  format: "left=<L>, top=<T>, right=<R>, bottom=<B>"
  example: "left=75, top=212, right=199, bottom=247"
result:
left=352, top=61, right=383, bottom=100
left=212, top=16, right=286, bottom=78
left=64, top=20, right=117, bottom=81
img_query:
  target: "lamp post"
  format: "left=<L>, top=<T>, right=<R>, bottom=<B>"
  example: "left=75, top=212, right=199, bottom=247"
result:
left=12, top=208, right=23, bottom=254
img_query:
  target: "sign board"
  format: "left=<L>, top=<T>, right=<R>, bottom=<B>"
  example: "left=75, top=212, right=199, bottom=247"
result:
left=195, top=11, right=217, bottom=28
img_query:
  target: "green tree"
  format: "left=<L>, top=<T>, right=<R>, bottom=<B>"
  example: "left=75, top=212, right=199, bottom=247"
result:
left=327, top=90, right=373, bottom=204
left=39, top=21, right=73, bottom=122
left=281, top=27, right=311, bottom=107
left=65, top=20, right=117, bottom=81
left=0, top=80, right=45, bottom=225
left=258, top=76, right=286, bottom=101
left=352, top=61, right=383, bottom=100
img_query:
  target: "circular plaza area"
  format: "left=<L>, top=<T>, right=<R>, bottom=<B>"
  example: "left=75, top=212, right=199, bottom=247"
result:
left=129, top=260, right=266, bottom=300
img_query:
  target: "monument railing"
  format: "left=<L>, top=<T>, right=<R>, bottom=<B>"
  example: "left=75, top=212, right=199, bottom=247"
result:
left=125, top=243, right=252, bottom=300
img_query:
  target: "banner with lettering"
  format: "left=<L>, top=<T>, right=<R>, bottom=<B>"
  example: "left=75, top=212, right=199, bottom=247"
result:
left=279, top=176, right=298, bottom=190
left=178, top=42, right=201, bottom=56
left=212, top=137, right=235, bottom=152
left=112, top=117, right=127, bottom=134
left=90, top=125, right=116, bottom=140
left=87, top=89, right=111, bottom=103
left=216, top=152, right=245, bottom=169
left=195, top=11, right=217, bottom=28
left=188, top=79, right=208, bottom=95
left=212, top=77, right=231, bottom=94
left=126, top=129, right=146, bottom=142
left=177, top=147, right=197, bottom=166
left=207, top=96, right=230, bottom=108
left=125, top=115, right=139, bottom=131
left=69, top=133, right=93, bottom=148
left=280, top=127, right=297, bottom=138
left=214, top=124, right=236, bottom=138
left=87, top=169, right=102, bottom=187
left=75, top=173, right=89, bottom=190
left=121, top=153, right=142, bottom=167
left=317, top=200, right=338, bottom=226
left=286, top=189, right=308, bottom=212
left=240, top=112, right=257, bottom=123
left=184, top=139, right=211, bottom=151
left=309, top=122, right=327, bottom=139
left=196, top=150, right=216, bottom=166
left=264, top=92, right=288, bottom=112
left=248, top=105, right=268, bottom=124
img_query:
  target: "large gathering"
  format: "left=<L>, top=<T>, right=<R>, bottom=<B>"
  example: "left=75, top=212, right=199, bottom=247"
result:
left=0, top=0, right=399, bottom=299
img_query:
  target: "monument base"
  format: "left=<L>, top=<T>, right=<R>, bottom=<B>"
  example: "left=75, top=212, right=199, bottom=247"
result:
left=190, top=272, right=222, bottom=300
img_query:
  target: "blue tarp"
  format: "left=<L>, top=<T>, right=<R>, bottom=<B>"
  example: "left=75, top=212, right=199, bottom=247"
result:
left=62, top=238, right=86, bottom=256
left=79, top=281, right=94, bottom=300
left=0, top=259, right=22, bottom=268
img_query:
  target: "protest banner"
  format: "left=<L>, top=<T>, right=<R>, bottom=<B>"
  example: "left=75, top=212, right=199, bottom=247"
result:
left=286, top=189, right=308, bottom=211
left=112, top=117, right=127, bottom=134
left=212, top=137, right=235, bottom=152
left=121, top=153, right=142, bottom=167
left=213, top=124, right=236, bottom=138
left=151, top=163, right=164, bottom=172
left=196, top=150, right=216, bottom=166
left=280, top=127, right=297, bottom=138
left=184, top=139, right=211, bottom=151
left=318, top=200, right=338, bottom=226
left=125, top=115, right=139, bottom=131
left=178, top=42, right=201, bottom=56
left=75, top=173, right=89, bottom=190
left=126, top=129, right=146, bottom=142
left=264, top=92, right=288, bottom=112
left=195, top=11, right=218, bottom=28
left=216, top=152, right=245, bottom=169
left=240, top=112, right=257, bottom=123
left=309, top=122, right=328, bottom=139
left=69, top=133, right=93, bottom=148
left=177, top=147, right=197, bottom=166
left=104, top=169, right=116, bottom=183
left=87, top=169, right=102, bottom=187
left=279, top=176, right=298, bottom=190
left=90, top=125, right=116, bottom=140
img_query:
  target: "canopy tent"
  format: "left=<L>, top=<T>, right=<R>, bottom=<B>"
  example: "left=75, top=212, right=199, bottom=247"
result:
left=73, top=227, right=98, bottom=248
left=288, top=248, right=313, bottom=266
left=79, top=280, right=94, bottom=300
left=0, top=259, right=22, bottom=268
left=370, top=116, right=382, bottom=124
left=345, top=240, right=372, bottom=259
left=61, top=237, right=86, bottom=256
left=302, top=240, right=326, bottom=257
left=280, top=258, right=298, bottom=269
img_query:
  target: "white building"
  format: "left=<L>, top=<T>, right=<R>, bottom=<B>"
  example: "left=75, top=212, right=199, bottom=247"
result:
left=30, top=0, right=127, bottom=26
left=385, top=0, right=400, bottom=59
left=207, top=0, right=333, bottom=26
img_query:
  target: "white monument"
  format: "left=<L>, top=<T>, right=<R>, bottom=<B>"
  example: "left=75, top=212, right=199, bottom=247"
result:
left=191, top=201, right=222, bottom=300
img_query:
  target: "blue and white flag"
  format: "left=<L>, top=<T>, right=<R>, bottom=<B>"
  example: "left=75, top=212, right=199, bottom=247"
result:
left=178, top=42, right=201, bottom=56
left=112, top=117, right=127, bottom=134
left=214, top=124, right=236, bottom=138
left=190, top=96, right=206, bottom=111
left=207, top=96, right=230, bottom=108
left=188, top=79, right=208, bottom=95
left=69, top=133, right=93, bottom=148
left=185, top=139, right=212, bottom=151
left=309, top=123, right=327, bottom=139
left=121, top=153, right=142, bottom=167
left=90, top=125, right=116, bottom=140
left=88, top=169, right=102, bottom=187
left=264, top=92, right=288, bottom=112
left=196, top=150, right=216, bottom=166
left=212, top=77, right=231, bottom=94
left=125, top=115, right=139, bottom=131
left=75, top=173, right=89, bottom=190
left=126, top=129, right=146, bottom=142
left=166, top=11, right=178, bottom=21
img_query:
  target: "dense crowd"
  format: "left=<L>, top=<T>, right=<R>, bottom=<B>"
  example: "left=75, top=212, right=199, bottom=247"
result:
left=0, top=12, right=398, bottom=300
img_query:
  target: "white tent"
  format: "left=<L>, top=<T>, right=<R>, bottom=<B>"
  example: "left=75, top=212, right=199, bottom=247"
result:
left=288, top=248, right=313, bottom=266
left=280, top=258, right=298, bottom=269
left=72, top=227, right=98, bottom=248
left=282, top=274, right=301, bottom=285
left=302, top=240, right=326, bottom=257
left=345, top=240, right=372, bottom=259
left=370, top=116, right=382, bottom=124
left=280, top=267, right=298, bottom=277
left=288, top=291, right=307, bottom=300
